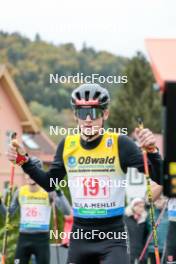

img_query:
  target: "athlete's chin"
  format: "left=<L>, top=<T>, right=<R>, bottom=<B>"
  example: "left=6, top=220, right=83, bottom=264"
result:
left=82, top=128, right=93, bottom=135
left=82, top=125, right=100, bottom=134
left=83, top=132, right=96, bottom=136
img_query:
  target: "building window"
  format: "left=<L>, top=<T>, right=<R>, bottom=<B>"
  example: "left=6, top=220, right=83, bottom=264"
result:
left=129, top=168, right=144, bottom=185
left=22, top=134, right=40, bottom=150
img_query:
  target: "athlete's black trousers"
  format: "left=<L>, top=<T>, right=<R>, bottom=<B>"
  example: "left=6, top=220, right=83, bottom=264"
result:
left=14, top=232, right=50, bottom=264
left=67, top=221, right=130, bottom=264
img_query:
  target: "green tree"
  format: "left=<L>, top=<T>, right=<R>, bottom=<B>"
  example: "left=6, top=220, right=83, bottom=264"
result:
left=108, top=52, right=162, bottom=134
left=29, top=101, right=61, bottom=127
left=35, top=33, right=41, bottom=42
left=0, top=31, right=128, bottom=112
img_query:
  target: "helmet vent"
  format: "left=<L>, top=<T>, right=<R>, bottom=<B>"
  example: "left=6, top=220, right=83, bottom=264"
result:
left=85, top=91, right=90, bottom=101
left=76, top=92, right=81, bottom=100
left=101, top=96, right=108, bottom=103
left=93, top=91, right=101, bottom=99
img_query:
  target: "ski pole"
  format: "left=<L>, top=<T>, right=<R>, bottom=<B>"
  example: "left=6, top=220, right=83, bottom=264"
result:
left=1, top=132, right=17, bottom=264
left=137, top=118, right=160, bottom=264
left=52, top=200, right=60, bottom=244
left=161, top=240, right=167, bottom=264
left=138, top=199, right=168, bottom=262
left=52, top=197, right=60, bottom=264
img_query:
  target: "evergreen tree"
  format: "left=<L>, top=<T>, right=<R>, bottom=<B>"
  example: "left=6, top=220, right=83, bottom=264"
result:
left=108, top=52, right=162, bottom=135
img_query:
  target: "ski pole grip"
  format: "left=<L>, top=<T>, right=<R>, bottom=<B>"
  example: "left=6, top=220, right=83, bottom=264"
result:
left=137, top=118, right=157, bottom=153
left=10, top=133, right=28, bottom=166
left=137, top=117, right=144, bottom=130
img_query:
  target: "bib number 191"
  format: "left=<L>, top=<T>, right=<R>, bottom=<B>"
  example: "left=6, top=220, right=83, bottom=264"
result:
left=79, top=177, right=109, bottom=198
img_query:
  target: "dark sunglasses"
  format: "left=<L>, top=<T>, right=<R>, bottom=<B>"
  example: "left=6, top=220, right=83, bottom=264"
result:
left=75, top=107, right=104, bottom=120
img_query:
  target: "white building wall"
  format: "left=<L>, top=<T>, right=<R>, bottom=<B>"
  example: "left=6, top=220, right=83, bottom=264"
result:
left=126, top=167, right=147, bottom=204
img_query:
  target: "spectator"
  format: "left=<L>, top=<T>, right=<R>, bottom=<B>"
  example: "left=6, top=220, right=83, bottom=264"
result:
left=125, top=198, right=148, bottom=264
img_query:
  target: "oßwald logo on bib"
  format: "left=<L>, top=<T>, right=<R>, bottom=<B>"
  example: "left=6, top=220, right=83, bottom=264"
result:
left=68, top=156, right=77, bottom=167
left=106, top=138, right=113, bottom=147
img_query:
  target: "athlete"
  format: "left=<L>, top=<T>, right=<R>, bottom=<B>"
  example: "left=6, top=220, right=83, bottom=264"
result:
left=7, top=84, right=162, bottom=264
left=150, top=181, right=176, bottom=264
left=0, top=157, right=71, bottom=264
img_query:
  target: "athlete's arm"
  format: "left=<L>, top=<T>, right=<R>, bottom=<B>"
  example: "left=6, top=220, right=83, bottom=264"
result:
left=118, top=135, right=162, bottom=185
left=9, top=189, right=20, bottom=215
left=0, top=195, right=6, bottom=217
left=22, top=138, right=66, bottom=191
left=150, top=181, right=163, bottom=201
left=52, top=190, right=72, bottom=216
left=0, top=189, right=19, bottom=216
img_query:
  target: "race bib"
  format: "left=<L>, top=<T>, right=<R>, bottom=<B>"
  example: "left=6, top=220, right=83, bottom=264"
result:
left=20, top=204, right=51, bottom=231
left=70, top=174, right=125, bottom=218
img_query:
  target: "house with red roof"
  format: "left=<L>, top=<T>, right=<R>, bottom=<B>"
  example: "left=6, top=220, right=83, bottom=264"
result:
left=0, top=65, right=56, bottom=190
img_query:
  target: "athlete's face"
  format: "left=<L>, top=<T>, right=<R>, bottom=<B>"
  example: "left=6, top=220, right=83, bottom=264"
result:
left=25, top=176, right=37, bottom=186
left=74, top=107, right=109, bottom=137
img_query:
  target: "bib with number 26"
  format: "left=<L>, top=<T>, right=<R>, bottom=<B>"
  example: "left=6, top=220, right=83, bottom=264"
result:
left=19, top=185, right=51, bottom=232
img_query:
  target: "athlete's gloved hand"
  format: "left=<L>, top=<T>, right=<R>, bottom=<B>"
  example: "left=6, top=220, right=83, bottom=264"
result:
left=134, top=128, right=158, bottom=153
left=7, top=139, right=29, bottom=166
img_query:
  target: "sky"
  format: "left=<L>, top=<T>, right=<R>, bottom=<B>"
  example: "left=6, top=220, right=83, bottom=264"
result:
left=0, top=0, right=176, bottom=57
